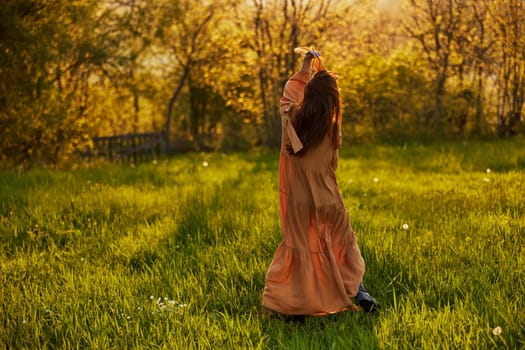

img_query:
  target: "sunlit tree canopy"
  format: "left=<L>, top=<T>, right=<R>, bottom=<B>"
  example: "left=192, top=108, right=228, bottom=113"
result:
left=1, top=0, right=524, bottom=166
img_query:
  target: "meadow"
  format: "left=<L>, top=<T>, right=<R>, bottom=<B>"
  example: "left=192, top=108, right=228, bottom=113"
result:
left=1, top=138, right=524, bottom=349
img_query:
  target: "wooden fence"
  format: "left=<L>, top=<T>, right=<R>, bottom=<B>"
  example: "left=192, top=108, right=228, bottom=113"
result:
left=82, top=131, right=165, bottom=162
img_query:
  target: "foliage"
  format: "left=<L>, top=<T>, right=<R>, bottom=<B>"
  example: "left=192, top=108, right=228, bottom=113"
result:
left=1, top=139, right=524, bottom=348
left=403, top=0, right=525, bottom=135
left=0, top=0, right=99, bottom=166
left=489, top=0, right=525, bottom=136
left=1, top=0, right=525, bottom=167
left=340, top=49, right=433, bottom=141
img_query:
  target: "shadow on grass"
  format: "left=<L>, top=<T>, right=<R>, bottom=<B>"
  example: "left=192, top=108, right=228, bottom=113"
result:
left=261, top=310, right=380, bottom=349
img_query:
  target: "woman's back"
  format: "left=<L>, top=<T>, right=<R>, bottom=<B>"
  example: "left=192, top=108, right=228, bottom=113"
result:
left=288, top=134, right=335, bottom=170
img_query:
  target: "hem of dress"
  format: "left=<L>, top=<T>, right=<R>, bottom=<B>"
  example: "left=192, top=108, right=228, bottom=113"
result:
left=262, top=301, right=357, bottom=317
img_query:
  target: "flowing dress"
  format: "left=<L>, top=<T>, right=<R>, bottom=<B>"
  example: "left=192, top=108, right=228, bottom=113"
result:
left=262, top=71, right=366, bottom=316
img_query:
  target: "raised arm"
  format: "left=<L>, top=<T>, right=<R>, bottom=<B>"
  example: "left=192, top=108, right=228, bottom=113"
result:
left=280, top=50, right=320, bottom=154
left=280, top=50, right=320, bottom=110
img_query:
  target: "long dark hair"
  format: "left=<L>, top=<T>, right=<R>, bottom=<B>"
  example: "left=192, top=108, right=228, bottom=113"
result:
left=289, top=70, right=342, bottom=156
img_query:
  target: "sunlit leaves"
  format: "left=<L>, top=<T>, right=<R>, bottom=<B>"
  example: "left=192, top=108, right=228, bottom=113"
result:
left=1, top=0, right=524, bottom=166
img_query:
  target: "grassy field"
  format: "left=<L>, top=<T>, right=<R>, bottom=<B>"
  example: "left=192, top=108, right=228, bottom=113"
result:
left=1, top=138, right=524, bottom=349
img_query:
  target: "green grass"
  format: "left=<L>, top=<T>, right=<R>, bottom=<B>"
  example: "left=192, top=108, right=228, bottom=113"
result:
left=1, top=138, right=524, bottom=349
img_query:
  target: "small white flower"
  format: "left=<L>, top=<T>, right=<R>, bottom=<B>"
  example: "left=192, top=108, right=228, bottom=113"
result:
left=373, top=177, right=379, bottom=183
left=22, top=320, right=27, bottom=324
left=402, top=224, right=409, bottom=230
left=492, top=326, right=502, bottom=336
left=149, top=295, right=154, bottom=300
left=202, top=161, right=209, bottom=167
left=483, top=178, right=490, bottom=182
left=486, top=168, right=491, bottom=173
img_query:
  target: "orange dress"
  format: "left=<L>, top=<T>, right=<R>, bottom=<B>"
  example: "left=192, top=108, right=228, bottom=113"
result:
left=262, top=71, right=365, bottom=316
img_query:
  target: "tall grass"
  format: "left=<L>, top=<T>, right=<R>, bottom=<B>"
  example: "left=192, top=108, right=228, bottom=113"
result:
left=1, top=138, right=524, bottom=349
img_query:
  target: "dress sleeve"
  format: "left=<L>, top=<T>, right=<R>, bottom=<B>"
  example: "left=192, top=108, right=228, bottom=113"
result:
left=280, top=71, right=309, bottom=154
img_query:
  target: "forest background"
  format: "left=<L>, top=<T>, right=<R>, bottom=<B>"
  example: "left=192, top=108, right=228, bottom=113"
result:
left=1, top=0, right=524, bottom=167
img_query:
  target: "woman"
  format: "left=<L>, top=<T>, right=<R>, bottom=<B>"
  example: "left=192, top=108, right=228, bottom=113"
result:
left=262, top=50, right=380, bottom=316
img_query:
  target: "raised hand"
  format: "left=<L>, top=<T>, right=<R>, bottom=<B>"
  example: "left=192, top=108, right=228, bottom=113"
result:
left=306, top=50, right=321, bottom=58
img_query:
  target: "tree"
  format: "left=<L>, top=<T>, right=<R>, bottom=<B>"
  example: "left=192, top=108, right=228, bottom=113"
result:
left=155, top=0, right=223, bottom=151
left=467, top=0, right=492, bottom=134
left=404, top=0, right=468, bottom=131
left=0, top=0, right=107, bottom=166
left=233, top=0, right=356, bottom=147
left=96, top=0, right=160, bottom=134
left=489, top=0, right=525, bottom=136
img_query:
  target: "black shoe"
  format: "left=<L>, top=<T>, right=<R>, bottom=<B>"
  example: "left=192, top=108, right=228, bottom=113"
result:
left=356, top=283, right=381, bottom=312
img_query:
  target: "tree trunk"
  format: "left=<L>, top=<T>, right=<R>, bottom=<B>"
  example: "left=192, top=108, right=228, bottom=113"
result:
left=473, top=63, right=484, bottom=135
left=434, top=73, right=446, bottom=131
left=165, top=61, right=191, bottom=152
